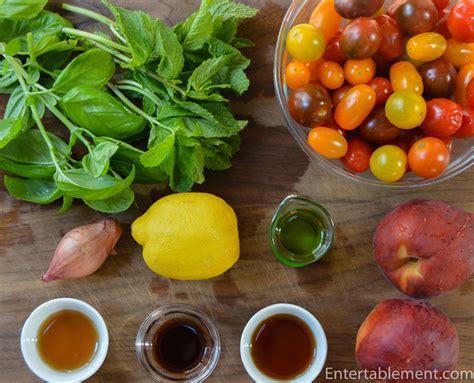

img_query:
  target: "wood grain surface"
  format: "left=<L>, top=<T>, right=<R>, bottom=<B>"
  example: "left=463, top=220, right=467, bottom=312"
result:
left=0, top=1, right=473, bottom=382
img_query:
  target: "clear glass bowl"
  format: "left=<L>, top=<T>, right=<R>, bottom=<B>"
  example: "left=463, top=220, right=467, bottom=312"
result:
left=135, top=304, right=221, bottom=382
left=274, top=0, right=473, bottom=189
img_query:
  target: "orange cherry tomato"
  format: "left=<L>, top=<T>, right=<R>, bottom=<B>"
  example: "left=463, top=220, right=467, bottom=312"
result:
left=318, top=61, right=345, bottom=89
left=467, top=79, right=474, bottom=107
left=344, top=58, right=376, bottom=86
left=307, top=126, right=348, bottom=159
left=406, top=32, right=447, bottom=62
left=309, top=0, right=342, bottom=42
left=455, top=64, right=474, bottom=106
left=291, top=58, right=322, bottom=83
left=335, top=84, right=376, bottom=131
left=408, top=137, right=450, bottom=179
left=285, top=61, right=311, bottom=90
left=389, top=61, right=424, bottom=95
left=443, top=39, right=474, bottom=68
left=331, top=85, right=351, bottom=107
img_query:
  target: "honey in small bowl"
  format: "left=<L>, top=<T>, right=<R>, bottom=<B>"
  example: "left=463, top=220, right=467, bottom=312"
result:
left=37, top=310, right=98, bottom=371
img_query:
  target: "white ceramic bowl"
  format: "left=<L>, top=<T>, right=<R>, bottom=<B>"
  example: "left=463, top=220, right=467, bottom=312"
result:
left=240, top=304, right=328, bottom=382
left=21, top=298, right=109, bottom=383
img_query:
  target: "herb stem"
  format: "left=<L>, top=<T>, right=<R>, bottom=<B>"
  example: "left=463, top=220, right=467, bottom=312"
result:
left=30, top=104, right=61, bottom=169
left=86, top=41, right=130, bottom=64
left=143, top=69, right=186, bottom=96
left=62, top=3, right=114, bottom=26
left=62, top=27, right=131, bottom=54
left=5, top=56, right=29, bottom=95
left=116, top=83, right=162, bottom=106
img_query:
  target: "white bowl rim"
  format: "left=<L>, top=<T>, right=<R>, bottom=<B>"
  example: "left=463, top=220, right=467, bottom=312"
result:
left=240, top=303, right=328, bottom=383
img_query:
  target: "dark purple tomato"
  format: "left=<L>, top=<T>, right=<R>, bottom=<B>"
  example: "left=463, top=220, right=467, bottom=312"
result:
left=393, top=0, right=439, bottom=35
left=372, top=54, right=392, bottom=78
left=375, top=15, right=404, bottom=61
left=334, top=0, right=384, bottom=19
left=288, top=84, right=332, bottom=127
left=359, top=107, right=401, bottom=145
left=419, top=58, right=457, bottom=99
left=323, top=32, right=347, bottom=63
left=340, top=18, right=382, bottom=59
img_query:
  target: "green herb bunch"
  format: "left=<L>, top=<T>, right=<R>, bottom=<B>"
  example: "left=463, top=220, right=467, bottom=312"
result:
left=0, top=0, right=257, bottom=213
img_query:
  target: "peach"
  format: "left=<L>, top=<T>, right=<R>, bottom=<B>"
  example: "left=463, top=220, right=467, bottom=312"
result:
left=373, top=200, right=473, bottom=298
left=356, top=299, right=459, bottom=383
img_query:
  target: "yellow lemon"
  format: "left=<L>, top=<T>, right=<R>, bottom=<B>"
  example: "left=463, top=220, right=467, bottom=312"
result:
left=132, top=193, right=239, bottom=280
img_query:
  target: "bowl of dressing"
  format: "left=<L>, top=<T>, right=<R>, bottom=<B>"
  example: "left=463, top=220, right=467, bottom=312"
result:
left=240, top=303, right=328, bottom=382
left=20, top=298, right=109, bottom=383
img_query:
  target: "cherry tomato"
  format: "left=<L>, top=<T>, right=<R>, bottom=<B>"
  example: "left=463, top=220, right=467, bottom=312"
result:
left=344, top=58, right=375, bottom=86
left=393, top=0, right=439, bottom=36
left=309, top=0, right=342, bottom=42
left=335, top=84, right=376, bottom=130
left=385, top=91, right=427, bottom=130
left=454, top=107, right=474, bottom=138
left=390, top=61, right=424, bottom=95
left=328, top=124, right=348, bottom=138
left=392, top=129, right=425, bottom=154
left=442, top=135, right=453, bottom=152
left=448, top=0, right=474, bottom=43
left=334, top=0, right=384, bottom=19
left=406, top=32, right=447, bottom=62
left=340, top=17, right=382, bottom=59
left=318, top=61, right=345, bottom=89
left=466, top=79, right=474, bottom=107
left=286, top=24, right=326, bottom=63
left=372, top=54, right=392, bottom=78
left=370, top=145, right=407, bottom=182
left=359, top=107, right=401, bottom=145
left=368, top=77, right=393, bottom=107
left=307, top=127, right=348, bottom=159
left=285, top=61, right=311, bottom=90
left=455, top=63, right=474, bottom=106
left=331, top=85, right=351, bottom=107
left=408, top=137, right=450, bottom=179
left=432, top=0, right=450, bottom=13
left=375, top=15, right=404, bottom=61
left=421, top=98, right=463, bottom=138
left=341, top=136, right=373, bottom=173
left=289, top=84, right=332, bottom=127
left=323, top=32, right=347, bottom=63
left=419, top=58, right=457, bottom=99
left=443, top=39, right=474, bottom=68
left=434, top=11, right=452, bottom=39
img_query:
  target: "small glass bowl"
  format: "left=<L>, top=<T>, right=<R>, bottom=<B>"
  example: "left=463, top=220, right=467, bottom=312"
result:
left=274, top=0, right=473, bottom=189
left=270, top=195, right=335, bottom=267
left=135, top=304, right=221, bottom=382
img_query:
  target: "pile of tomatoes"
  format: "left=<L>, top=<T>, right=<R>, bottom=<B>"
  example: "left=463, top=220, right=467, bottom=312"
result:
left=285, top=0, right=473, bottom=183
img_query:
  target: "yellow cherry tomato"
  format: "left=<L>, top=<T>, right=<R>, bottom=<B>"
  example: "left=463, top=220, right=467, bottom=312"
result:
left=307, top=127, right=348, bottom=159
left=286, top=24, right=326, bottom=63
left=406, top=33, right=447, bottom=62
left=335, top=84, right=376, bottom=131
left=318, top=61, right=345, bottom=89
left=309, top=0, right=342, bottom=42
left=370, top=145, right=407, bottom=183
left=344, top=58, right=376, bottom=85
left=443, top=39, right=474, bottom=68
left=385, top=91, right=427, bottom=130
left=390, top=61, right=424, bottom=95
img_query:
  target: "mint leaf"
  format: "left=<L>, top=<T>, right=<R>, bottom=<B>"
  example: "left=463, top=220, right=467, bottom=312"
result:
left=179, top=0, right=213, bottom=52
left=140, top=132, right=175, bottom=168
left=187, top=55, right=231, bottom=93
left=155, top=19, right=184, bottom=80
left=208, top=0, right=258, bottom=21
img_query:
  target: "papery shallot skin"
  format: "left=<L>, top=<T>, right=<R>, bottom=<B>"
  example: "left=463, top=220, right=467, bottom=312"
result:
left=42, top=219, right=122, bottom=282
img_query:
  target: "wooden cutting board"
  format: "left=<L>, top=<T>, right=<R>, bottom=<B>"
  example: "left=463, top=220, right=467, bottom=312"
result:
left=1, top=1, right=473, bottom=382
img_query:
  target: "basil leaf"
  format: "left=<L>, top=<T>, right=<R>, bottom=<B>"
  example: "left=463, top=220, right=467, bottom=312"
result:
left=0, top=11, right=72, bottom=51
left=60, top=86, right=147, bottom=140
left=84, top=188, right=135, bottom=213
left=4, top=86, right=36, bottom=129
left=155, top=20, right=184, bottom=81
left=0, top=60, right=17, bottom=91
left=0, top=0, right=47, bottom=20
left=5, top=39, right=21, bottom=56
left=55, top=166, right=135, bottom=200
left=53, top=49, right=115, bottom=94
left=36, top=38, right=77, bottom=71
left=58, top=195, right=73, bottom=213
left=140, top=132, right=175, bottom=168
left=0, top=118, right=23, bottom=148
left=102, top=0, right=156, bottom=67
left=82, top=141, right=119, bottom=177
left=4, top=175, right=62, bottom=204
left=178, top=0, right=213, bottom=52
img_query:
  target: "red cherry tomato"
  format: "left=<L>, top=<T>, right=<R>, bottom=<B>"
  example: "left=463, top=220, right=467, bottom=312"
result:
left=454, top=107, right=474, bottom=138
left=408, top=137, right=450, bottom=179
left=434, top=10, right=452, bottom=39
left=432, top=0, right=450, bottom=13
left=375, top=15, right=404, bottom=61
left=421, top=99, right=463, bottom=138
left=368, top=77, right=393, bottom=107
left=331, top=85, right=351, bottom=108
left=441, top=135, right=453, bottom=152
left=466, top=79, right=474, bottom=107
left=323, top=32, right=347, bottom=63
left=341, top=136, right=373, bottom=173
left=448, top=0, right=474, bottom=43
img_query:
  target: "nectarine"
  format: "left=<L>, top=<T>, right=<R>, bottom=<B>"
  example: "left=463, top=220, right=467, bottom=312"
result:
left=373, top=200, right=473, bottom=298
left=356, top=299, right=459, bottom=383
